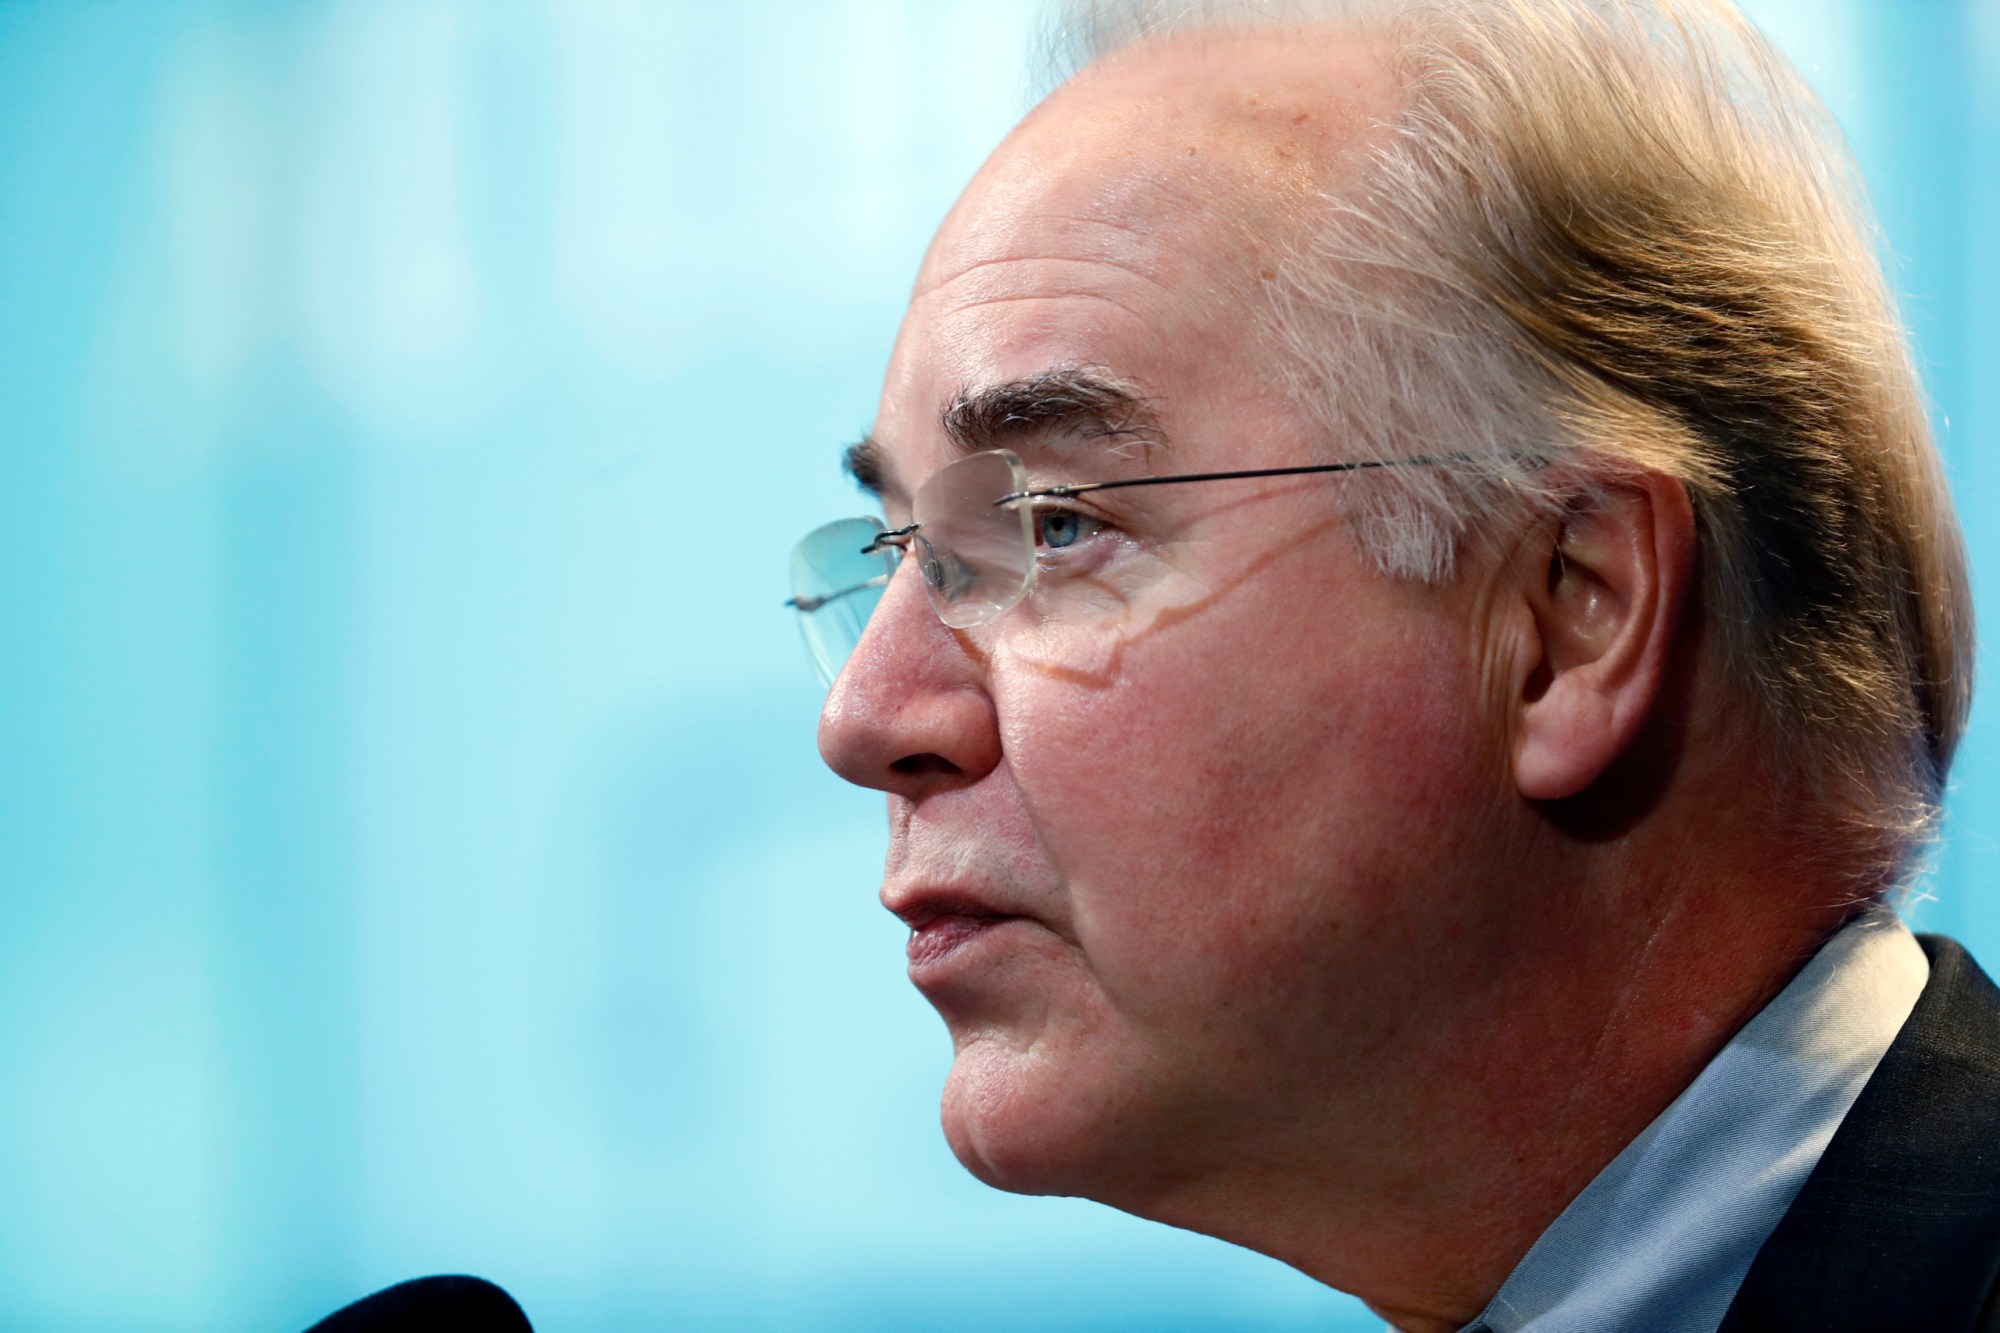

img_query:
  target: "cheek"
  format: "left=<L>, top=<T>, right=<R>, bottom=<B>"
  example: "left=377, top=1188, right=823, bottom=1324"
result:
left=997, top=591, right=1495, bottom=1015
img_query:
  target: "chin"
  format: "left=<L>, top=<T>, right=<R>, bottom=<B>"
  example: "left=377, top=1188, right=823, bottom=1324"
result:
left=937, top=1037, right=1156, bottom=1202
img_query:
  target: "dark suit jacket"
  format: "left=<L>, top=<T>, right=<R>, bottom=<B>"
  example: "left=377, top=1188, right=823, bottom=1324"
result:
left=1720, top=935, right=2000, bottom=1331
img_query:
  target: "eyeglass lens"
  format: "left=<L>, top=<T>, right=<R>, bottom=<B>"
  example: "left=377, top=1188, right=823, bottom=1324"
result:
left=911, top=449, right=1035, bottom=629
left=788, top=449, right=1038, bottom=686
left=790, top=516, right=895, bottom=687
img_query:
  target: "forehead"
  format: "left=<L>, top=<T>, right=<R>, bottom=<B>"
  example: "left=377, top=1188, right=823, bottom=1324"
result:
left=871, top=27, right=1399, bottom=489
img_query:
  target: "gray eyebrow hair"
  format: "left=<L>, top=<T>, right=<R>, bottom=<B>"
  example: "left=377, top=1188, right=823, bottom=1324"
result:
left=941, top=366, right=1166, bottom=454
left=841, top=365, right=1165, bottom=500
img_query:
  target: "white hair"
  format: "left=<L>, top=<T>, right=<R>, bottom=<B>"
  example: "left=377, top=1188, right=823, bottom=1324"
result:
left=1041, top=0, right=1973, bottom=885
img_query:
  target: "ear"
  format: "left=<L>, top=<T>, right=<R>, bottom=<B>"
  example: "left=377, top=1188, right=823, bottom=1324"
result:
left=1512, top=472, right=1696, bottom=802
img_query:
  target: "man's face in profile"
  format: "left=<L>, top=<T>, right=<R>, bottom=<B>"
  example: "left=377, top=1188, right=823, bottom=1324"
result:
left=818, top=32, right=1546, bottom=1220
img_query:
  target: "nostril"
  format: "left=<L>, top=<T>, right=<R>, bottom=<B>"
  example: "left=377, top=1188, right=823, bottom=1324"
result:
left=890, top=753, right=963, bottom=777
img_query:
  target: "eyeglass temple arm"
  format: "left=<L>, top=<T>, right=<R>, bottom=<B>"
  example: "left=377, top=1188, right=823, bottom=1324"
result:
left=857, top=523, right=919, bottom=557
left=793, top=453, right=1477, bottom=607
left=785, top=572, right=892, bottom=612
left=997, top=453, right=1472, bottom=504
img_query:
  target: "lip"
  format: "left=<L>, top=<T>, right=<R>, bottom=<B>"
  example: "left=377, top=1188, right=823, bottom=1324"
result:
left=884, top=886, right=1029, bottom=974
left=905, top=912, right=1024, bottom=970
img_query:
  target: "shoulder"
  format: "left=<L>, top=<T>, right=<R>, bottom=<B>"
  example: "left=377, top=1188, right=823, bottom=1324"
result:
left=1722, top=935, right=2000, bottom=1332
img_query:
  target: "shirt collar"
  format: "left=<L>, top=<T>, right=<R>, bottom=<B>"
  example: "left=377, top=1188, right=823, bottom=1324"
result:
left=1463, top=908, right=1929, bottom=1333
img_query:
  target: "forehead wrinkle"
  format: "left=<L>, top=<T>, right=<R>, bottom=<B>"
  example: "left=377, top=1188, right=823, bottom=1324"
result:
left=916, top=248, right=1168, bottom=304
left=915, top=115, right=1265, bottom=308
left=936, top=291, right=1156, bottom=323
left=917, top=152, right=1305, bottom=360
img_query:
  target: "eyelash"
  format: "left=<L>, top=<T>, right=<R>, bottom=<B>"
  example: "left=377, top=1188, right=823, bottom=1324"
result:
left=1029, top=499, right=1109, bottom=553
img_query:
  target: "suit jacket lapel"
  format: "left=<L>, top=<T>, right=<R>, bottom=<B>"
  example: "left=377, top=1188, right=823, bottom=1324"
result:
left=1720, top=935, right=2000, bottom=1332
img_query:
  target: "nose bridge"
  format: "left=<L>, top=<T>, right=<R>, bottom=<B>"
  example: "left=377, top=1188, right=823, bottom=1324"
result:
left=851, top=546, right=940, bottom=671
left=817, top=548, right=1003, bottom=795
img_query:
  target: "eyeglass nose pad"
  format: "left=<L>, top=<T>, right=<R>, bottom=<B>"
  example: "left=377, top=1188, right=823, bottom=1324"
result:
left=916, top=537, right=958, bottom=600
left=916, top=534, right=980, bottom=606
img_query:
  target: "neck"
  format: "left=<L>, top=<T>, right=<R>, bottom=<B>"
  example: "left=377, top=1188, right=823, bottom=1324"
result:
left=1115, top=784, right=1863, bottom=1331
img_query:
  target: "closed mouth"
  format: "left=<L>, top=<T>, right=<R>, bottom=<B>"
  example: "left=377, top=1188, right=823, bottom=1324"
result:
left=906, top=911, right=1023, bottom=969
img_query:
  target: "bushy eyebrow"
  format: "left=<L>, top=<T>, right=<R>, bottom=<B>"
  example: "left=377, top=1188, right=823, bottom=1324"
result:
left=843, top=436, right=889, bottom=497
left=941, top=366, right=1165, bottom=453
left=842, top=366, right=1166, bottom=499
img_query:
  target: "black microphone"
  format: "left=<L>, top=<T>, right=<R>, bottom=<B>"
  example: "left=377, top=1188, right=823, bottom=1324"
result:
left=304, top=1275, right=532, bottom=1331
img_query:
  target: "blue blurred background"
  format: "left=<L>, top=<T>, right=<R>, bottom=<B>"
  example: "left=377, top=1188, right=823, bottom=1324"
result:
left=0, top=1, right=1993, bottom=1328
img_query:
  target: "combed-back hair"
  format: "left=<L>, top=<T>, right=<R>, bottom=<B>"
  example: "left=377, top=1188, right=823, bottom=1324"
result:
left=1042, top=0, right=1972, bottom=886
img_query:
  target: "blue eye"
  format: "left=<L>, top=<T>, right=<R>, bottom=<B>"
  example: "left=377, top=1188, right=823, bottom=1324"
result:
left=1034, top=506, right=1099, bottom=551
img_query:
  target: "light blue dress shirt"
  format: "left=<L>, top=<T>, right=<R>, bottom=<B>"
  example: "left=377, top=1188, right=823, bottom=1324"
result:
left=1460, top=909, right=1930, bottom=1333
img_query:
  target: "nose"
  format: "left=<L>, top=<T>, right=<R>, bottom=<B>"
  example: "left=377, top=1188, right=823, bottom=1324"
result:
left=817, top=556, right=1003, bottom=799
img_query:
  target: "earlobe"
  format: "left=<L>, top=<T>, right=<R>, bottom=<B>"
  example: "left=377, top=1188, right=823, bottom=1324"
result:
left=1512, top=473, right=1695, bottom=802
